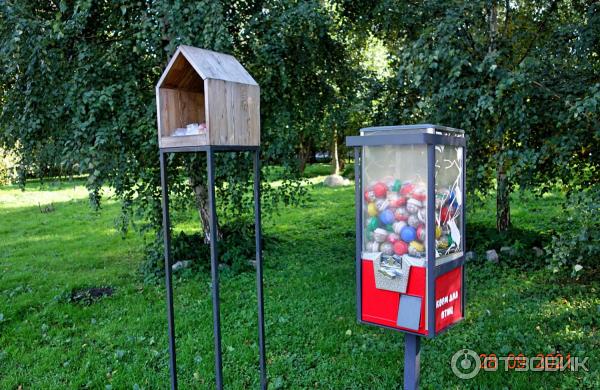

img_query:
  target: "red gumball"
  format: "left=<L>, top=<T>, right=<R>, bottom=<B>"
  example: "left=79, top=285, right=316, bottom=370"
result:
left=389, top=197, right=402, bottom=208
left=393, top=241, right=409, bottom=255
left=440, top=206, right=451, bottom=224
left=364, top=190, right=376, bottom=202
left=413, top=191, right=426, bottom=202
left=397, top=196, right=407, bottom=207
left=373, top=182, right=388, bottom=198
left=400, top=183, right=415, bottom=196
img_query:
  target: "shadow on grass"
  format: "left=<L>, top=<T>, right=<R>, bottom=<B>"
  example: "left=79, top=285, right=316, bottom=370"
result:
left=466, top=222, right=552, bottom=268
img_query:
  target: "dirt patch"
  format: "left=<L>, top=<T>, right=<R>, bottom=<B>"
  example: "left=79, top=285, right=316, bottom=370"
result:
left=70, top=286, right=114, bottom=305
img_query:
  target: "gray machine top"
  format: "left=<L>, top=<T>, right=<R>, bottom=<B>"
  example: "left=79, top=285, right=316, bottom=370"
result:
left=360, top=124, right=465, bottom=137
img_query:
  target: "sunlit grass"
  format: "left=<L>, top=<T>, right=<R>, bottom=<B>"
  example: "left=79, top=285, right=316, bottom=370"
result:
left=0, top=173, right=597, bottom=388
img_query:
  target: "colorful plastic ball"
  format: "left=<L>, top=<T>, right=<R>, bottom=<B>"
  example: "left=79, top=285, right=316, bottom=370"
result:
left=391, top=179, right=402, bottom=192
left=418, top=208, right=426, bottom=223
left=389, top=196, right=404, bottom=208
left=367, top=202, right=378, bottom=216
left=393, top=221, right=407, bottom=234
left=373, top=182, right=388, bottom=198
left=407, top=214, right=420, bottom=228
left=396, top=196, right=407, bottom=207
left=447, top=234, right=454, bottom=246
left=367, top=217, right=379, bottom=232
left=366, top=241, right=380, bottom=252
left=385, top=224, right=394, bottom=232
left=387, top=233, right=400, bottom=243
left=380, top=242, right=394, bottom=256
left=366, top=231, right=374, bottom=241
left=400, top=182, right=415, bottom=196
left=394, top=207, right=409, bottom=221
left=373, top=228, right=388, bottom=243
left=400, top=226, right=417, bottom=243
left=409, top=241, right=425, bottom=256
left=440, top=206, right=451, bottom=224
left=364, top=190, right=377, bottom=203
left=416, top=224, right=425, bottom=241
left=413, top=189, right=426, bottom=202
left=379, top=209, right=395, bottom=225
left=376, top=199, right=389, bottom=212
left=409, top=241, right=425, bottom=253
left=435, top=225, right=442, bottom=239
left=393, top=241, right=409, bottom=255
left=387, top=191, right=400, bottom=204
left=406, top=198, right=422, bottom=214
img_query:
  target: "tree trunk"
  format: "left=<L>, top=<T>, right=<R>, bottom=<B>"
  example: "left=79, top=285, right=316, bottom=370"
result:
left=490, top=1, right=510, bottom=231
left=489, top=0, right=498, bottom=53
left=496, top=158, right=511, bottom=232
left=298, top=144, right=312, bottom=174
left=331, top=127, right=340, bottom=175
left=188, top=176, right=221, bottom=243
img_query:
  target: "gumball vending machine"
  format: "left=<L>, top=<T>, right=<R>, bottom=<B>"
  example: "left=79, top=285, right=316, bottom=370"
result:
left=347, top=125, right=466, bottom=389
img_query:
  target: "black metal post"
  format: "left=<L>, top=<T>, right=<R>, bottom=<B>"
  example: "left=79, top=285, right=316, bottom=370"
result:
left=354, top=147, right=362, bottom=321
left=426, top=144, right=436, bottom=337
left=253, top=150, right=267, bottom=389
left=160, top=151, right=178, bottom=390
left=207, top=148, right=224, bottom=389
left=404, top=333, right=421, bottom=390
left=461, top=144, right=467, bottom=319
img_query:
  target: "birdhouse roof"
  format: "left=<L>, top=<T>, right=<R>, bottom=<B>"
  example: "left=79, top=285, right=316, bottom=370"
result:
left=157, top=45, right=258, bottom=88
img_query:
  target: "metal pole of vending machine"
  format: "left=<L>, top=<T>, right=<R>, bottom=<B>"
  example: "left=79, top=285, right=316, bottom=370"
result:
left=404, top=334, right=420, bottom=390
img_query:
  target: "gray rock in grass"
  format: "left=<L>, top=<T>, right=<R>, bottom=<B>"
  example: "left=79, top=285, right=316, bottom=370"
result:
left=323, top=174, right=350, bottom=187
left=486, top=249, right=499, bottom=263
left=500, top=246, right=516, bottom=257
left=465, top=251, right=476, bottom=262
left=172, top=260, right=192, bottom=271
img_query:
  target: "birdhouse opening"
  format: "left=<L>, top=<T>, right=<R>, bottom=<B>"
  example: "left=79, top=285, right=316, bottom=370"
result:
left=158, top=53, right=207, bottom=142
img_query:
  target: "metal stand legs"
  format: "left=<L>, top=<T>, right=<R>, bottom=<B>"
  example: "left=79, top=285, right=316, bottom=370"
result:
left=254, top=151, right=267, bottom=389
left=160, top=147, right=267, bottom=389
left=404, top=334, right=421, bottom=390
left=206, top=150, right=224, bottom=388
left=160, top=152, right=178, bottom=390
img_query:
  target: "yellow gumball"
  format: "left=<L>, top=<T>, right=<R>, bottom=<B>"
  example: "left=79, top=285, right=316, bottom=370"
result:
left=410, top=241, right=425, bottom=253
left=367, top=203, right=378, bottom=216
left=435, top=225, right=442, bottom=239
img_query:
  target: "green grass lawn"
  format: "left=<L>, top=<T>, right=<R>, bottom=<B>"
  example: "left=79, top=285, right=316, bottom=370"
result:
left=0, top=174, right=598, bottom=389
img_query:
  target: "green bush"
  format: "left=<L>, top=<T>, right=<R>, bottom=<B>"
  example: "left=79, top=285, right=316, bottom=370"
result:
left=548, top=185, right=600, bottom=276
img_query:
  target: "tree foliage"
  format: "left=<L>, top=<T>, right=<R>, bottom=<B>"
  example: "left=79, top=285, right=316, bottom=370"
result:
left=344, top=0, right=599, bottom=230
left=1, top=0, right=598, bottom=256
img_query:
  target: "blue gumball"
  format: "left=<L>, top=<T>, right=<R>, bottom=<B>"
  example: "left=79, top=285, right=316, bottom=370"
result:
left=379, top=209, right=395, bottom=225
left=400, top=226, right=417, bottom=243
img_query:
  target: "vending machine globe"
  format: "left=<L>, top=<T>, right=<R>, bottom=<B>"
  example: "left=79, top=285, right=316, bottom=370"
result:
left=347, top=125, right=466, bottom=389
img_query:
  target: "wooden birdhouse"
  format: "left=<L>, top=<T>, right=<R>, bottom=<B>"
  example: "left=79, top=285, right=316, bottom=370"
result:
left=156, top=46, right=260, bottom=149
